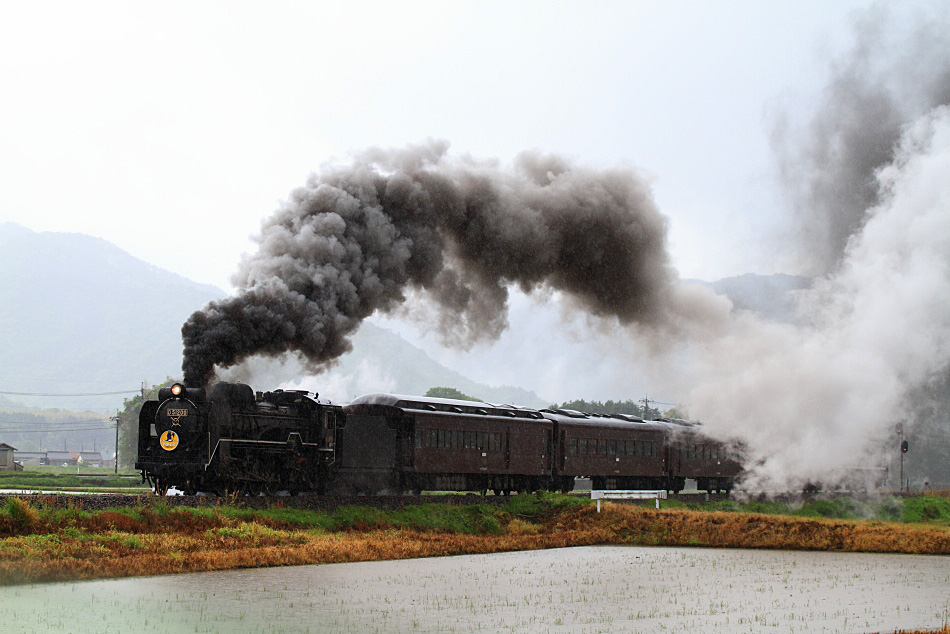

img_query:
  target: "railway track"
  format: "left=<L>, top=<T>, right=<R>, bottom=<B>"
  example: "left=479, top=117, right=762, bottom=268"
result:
left=0, top=490, right=734, bottom=512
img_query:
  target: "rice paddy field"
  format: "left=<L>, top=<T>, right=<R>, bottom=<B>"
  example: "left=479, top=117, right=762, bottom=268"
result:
left=0, top=468, right=150, bottom=494
left=0, top=546, right=947, bottom=634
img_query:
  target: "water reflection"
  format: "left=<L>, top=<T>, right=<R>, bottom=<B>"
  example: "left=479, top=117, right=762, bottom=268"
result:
left=1, top=546, right=948, bottom=633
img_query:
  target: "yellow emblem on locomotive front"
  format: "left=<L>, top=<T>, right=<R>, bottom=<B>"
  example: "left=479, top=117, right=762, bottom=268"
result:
left=159, top=430, right=180, bottom=451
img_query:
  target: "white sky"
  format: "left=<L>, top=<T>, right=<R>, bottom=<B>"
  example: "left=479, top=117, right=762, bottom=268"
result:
left=0, top=0, right=882, bottom=291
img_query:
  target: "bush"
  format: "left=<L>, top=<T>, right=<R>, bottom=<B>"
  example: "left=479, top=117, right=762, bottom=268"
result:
left=904, top=495, right=950, bottom=524
left=479, top=515, right=501, bottom=534
left=4, top=497, right=39, bottom=527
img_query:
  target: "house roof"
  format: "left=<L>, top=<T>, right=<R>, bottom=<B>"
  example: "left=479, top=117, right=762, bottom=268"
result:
left=0, top=443, right=17, bottom=451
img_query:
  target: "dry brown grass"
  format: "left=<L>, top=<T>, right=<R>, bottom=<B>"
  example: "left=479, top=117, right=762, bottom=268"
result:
left=588, top=503, right=950, bottom=554
left=0, top=528, right=605, bottom=585
left=0, top=499, right=947, bottom=587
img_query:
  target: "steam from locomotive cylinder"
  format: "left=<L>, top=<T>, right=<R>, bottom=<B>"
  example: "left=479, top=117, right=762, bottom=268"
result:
left=182, top=143, right=680, bottom=386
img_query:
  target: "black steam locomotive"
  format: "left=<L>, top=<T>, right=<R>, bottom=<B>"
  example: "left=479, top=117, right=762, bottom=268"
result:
left=135, top=382, right=743, bottom=496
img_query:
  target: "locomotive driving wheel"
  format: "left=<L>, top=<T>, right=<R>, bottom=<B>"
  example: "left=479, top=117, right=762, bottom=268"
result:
left=261, top=480, right=279, bottom=496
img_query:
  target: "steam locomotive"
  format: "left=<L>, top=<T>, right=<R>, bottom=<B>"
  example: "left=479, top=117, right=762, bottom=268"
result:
left=135, top=382, right=743, bottom=496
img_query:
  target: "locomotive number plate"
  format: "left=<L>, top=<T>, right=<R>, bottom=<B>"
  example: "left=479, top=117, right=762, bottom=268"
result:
left=160, top=430, right=180, bottom=451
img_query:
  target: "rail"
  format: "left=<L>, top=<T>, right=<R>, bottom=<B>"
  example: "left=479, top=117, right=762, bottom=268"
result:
left=590, top=489, right=668, bottom=511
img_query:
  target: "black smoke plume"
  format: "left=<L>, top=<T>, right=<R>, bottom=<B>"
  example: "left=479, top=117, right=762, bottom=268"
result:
left=182, top=141, right=676, bottom=386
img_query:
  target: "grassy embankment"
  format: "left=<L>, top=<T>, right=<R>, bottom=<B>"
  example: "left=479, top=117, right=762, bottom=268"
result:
left=0, top=492, right=948, bottom=587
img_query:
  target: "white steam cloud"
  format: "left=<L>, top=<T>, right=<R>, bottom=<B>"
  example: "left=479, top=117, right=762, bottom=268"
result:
left=688, top=106, right=950, bottom=490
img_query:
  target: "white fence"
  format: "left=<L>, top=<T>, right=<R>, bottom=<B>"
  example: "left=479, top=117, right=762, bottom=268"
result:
left=590, top=489, right=668, bottom=511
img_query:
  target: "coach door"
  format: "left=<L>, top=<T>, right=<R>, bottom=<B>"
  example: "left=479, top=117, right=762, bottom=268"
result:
left=543, top=428, right=553, bottom=475
left=394, top=416, right=414, bottom=470
left=558, top=429, right=566, bottom=473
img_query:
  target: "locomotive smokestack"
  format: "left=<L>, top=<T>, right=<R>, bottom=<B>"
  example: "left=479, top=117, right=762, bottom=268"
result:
left=182, top=142, right=680, bottom=386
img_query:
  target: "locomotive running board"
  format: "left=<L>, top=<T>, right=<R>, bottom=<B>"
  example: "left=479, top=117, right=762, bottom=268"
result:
left=204, top=438, right=333, bottom=469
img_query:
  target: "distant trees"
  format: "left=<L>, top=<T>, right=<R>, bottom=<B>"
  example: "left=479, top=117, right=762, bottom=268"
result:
left=551, top=399, right=645, bottom=417
left=549, top=398, right=684, bottom=421
left=425, top=387, right=480, bottom=401
left=662, top=406, right=689, bottom=420
left=116, top=378, right=177, bottom=469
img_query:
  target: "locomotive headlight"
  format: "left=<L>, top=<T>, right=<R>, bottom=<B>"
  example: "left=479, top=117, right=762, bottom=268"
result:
left=170, top=383, right=184, bottom=397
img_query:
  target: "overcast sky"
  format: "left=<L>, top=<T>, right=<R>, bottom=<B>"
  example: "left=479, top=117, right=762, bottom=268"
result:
left=1, top=0, right=894, bottom=290
left=4, top=1, right=948, bottom=407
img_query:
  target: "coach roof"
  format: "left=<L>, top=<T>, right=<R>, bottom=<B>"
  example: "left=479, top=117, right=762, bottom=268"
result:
left=344, top=393, right=546, bottom=420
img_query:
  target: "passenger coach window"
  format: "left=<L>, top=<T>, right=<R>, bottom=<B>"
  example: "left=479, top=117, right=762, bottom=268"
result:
left=599, top=440, right=608, bottom=455
left=608, top=440, right=617, bottom=455
left=579, top=439, right=588, bottom=454
left=569, top=438, right=578, bottom=455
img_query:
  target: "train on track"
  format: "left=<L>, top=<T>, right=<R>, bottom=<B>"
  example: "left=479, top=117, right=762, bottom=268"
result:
left=135, top=382, right=743, bottom=496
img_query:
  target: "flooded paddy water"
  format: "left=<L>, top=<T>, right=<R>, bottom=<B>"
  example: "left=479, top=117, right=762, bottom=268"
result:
left=1, top=546, right=948, bottom=633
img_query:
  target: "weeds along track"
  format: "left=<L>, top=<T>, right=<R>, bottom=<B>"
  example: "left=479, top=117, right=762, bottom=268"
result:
left=0, top=492, right=522, bottom=513
left=0, top=490, right=932, bottom=513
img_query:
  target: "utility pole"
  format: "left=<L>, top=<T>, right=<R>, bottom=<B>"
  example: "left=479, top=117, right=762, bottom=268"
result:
left=111, top=410, right=120, bottom=474
left=896, top=420, right=906, bottom=493
left=641, top=396, right=652, bottom=420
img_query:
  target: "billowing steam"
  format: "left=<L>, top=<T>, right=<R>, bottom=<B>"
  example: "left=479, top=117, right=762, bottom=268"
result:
left=182, top=143, right=684, bottom=386
left=685, top=9, right=950, bottom=490
left=773, top=7, right=950, bottom=275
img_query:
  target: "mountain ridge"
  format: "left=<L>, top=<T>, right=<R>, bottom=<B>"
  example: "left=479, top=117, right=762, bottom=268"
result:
left=0, top=223, right=550, bottom=410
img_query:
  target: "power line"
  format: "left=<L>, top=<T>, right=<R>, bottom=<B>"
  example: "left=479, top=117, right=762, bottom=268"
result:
left=0, top=426, right=115, bottom=433
left=0, top=417, right=112, bottom=425
left=0, top=375, right=137, bottom=384
left=0, top=389, right=139, bottom=396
